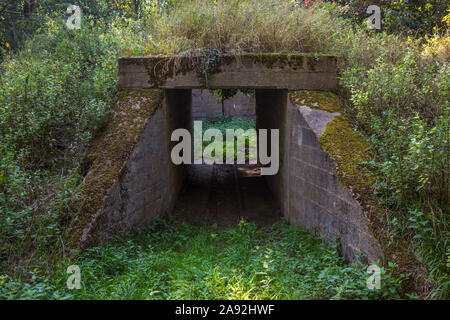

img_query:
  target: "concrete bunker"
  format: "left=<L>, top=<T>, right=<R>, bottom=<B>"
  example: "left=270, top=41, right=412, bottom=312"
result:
left=71, top=54, right=383, bottom=264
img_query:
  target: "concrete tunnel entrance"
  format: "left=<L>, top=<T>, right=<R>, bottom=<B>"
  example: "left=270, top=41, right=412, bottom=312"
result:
left=169, top=89, right=287, bottom=226
left=73, top=54, right=384, bottom=264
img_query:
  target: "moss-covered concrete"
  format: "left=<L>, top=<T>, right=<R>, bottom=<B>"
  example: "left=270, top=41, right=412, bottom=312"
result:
left=289, top=90, right=376, bottom=194
left=290, top=90, right=343, bottom=113
left=153, top=52, right=332, bottom=80
left=67, top=89, right=164, bottom=247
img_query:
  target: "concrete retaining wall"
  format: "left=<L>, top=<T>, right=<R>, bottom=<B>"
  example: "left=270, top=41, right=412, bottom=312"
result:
left=104, top=105, right=170, bottom=230
left=285, top=96, right=383, bottom=263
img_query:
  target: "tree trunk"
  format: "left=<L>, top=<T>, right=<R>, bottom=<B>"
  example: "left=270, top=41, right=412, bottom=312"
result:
left=133, top=0, right=140, bottom=15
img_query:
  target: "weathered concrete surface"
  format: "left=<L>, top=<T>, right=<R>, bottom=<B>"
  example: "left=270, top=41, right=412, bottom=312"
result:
left=118, top=53, right=337, bottom=91
left=70, top=89, right=191, bottom=247
left=286, top=92, right=384, bottom=263
left=295, top=105, right=340, bottom=137
left=172, top=164, right=281, bottom=226
left=192, top=89, right=255, bottom=120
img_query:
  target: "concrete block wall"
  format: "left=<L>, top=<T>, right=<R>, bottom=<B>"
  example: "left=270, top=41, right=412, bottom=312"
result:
left=94, top=90, right=191, bottom=239
left=285, top=101, right=383, bottom=263
left=165, top=89, right=192, bottom=209
left=192, top=89, right=255, bottom=120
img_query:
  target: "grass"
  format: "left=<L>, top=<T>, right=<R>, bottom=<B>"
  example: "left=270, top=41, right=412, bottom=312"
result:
left=1, top=0, right=447, bottom=299
left=0, top=218, right=407, bottom=300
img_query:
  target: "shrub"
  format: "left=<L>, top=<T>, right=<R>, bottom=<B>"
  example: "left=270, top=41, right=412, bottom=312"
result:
left=0, top=22, right=121, bottom=167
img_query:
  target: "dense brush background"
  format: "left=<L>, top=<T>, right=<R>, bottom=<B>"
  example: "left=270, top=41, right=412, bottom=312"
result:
left=0, top=0, right=448, bottom=299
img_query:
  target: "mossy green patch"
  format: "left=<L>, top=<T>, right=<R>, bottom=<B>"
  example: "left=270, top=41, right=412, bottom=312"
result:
left=289, top=90, right=343, bottom=113
left=125, top=53, right=332, bottom=87
left=67, top=89, right=164, bottom=248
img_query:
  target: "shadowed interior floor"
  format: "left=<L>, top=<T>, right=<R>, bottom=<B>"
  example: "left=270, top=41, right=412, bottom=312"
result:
left=172, top=164, right=282, bottom=226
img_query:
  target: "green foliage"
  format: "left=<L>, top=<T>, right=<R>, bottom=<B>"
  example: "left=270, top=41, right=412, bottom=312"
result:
left=202, top=115, right=256, bottom=136
left=0, top=1, right=45, bottom=52
left=0, top=1, right=172, bottom=54
left=0, top=219, right=407, bottom=300
left=140, top=0, right=348, bottom=55
left=201, top=116, right=256, bottom=162
left=342, top=52, right=448, bottom=208
left=0, top=23, right=120, bottom=166
left=0, top=0, right=166, bottom=281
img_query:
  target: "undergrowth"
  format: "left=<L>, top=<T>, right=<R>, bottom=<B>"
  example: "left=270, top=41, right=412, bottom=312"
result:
left=0, top=218, right=408, bottom=300
left=0, top=0, right=448, bottom=299
left=201, top=115, right=256, bottom=163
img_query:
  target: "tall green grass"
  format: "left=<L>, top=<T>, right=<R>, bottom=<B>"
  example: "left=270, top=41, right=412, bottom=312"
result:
left=0, top=0, right=448, bottom=298
left=129, top=0, right=448, bottom=297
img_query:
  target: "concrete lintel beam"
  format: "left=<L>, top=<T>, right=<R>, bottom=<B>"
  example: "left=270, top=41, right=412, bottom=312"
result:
left=118, top=53, right=337, bottom=91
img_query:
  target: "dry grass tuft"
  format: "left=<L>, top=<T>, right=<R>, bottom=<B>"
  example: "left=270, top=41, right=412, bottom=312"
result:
left=133, top=0, right=349, bottom=56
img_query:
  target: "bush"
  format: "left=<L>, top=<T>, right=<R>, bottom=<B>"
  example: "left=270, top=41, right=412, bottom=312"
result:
left=0, top=0, right=448, bottom=298
left=0, top=22, right=120, bottom=167
left=339, top=31, right=449, bottom=298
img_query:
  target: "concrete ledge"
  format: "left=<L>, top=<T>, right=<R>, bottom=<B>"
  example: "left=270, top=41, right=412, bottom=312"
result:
left=118, top=53, right=337, bottom=91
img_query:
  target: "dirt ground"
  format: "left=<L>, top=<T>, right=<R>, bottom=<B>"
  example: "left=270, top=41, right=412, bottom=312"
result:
left=172, top=164, right=282, bottom=226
